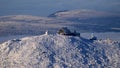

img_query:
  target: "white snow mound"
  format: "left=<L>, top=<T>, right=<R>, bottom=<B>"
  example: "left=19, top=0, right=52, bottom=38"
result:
left=0, top=34, right=120, bottom=68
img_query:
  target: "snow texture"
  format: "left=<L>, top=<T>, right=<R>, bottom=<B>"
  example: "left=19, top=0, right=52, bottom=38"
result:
left=0, top=34, right=120, bottom=68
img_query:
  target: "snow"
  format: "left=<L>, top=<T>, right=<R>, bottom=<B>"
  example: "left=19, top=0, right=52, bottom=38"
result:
left=0, top=32, right=119, bottom=44
left=81, top=32, right=120, bottom=41
left=0, top=35, right=27, bottom=44
left=0, top=34, right=120, bottom=68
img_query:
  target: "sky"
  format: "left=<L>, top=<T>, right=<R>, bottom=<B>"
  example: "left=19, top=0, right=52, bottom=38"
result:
left=0, top=0, right=120, bottom=16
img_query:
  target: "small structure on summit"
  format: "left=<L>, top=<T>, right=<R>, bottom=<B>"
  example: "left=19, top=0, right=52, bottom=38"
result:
left=58, top=27, right=80, bottom=36
left=44, top=31, right=48, bottom=35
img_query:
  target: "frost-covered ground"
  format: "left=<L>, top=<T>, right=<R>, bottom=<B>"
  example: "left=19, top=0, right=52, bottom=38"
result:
left=81, top=32, right=120, bottom=41
left=0, top=34, right=120, bottom=68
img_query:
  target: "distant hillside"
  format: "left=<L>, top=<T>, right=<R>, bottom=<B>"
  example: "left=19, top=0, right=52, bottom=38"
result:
left=49, top=10, right=120, bottom=19
left=0, top=12, right=120, bottom=37
left=49, top=10, right=120, bottom=32
left=0, top=15, right=77, bottom=36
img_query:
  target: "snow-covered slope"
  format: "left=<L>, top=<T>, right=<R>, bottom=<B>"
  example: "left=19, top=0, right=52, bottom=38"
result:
left=0, top=34, right=120, bottom=68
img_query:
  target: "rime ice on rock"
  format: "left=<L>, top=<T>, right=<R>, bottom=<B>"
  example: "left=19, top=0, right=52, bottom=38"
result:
left=58, top=27, right=80, bottom=36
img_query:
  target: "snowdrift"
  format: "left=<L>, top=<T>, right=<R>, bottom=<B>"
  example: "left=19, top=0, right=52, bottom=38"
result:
left=0, top=34, right=120, bottom=68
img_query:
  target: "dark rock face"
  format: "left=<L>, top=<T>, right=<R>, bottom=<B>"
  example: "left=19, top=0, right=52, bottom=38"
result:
left=58, top=27, right=80, bottom=36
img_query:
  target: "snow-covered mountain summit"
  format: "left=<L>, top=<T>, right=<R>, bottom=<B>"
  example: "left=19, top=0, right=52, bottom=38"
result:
left=0, top=34, right=120, bottom=68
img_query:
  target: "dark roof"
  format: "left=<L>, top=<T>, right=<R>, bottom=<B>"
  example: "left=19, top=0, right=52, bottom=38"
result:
left=58, top=27, right=71, bottom=35
left=58, top=27, right=80, bottom=36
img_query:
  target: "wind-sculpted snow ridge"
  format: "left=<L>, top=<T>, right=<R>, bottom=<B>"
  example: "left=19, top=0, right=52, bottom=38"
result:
left=0, top=34, right=120, bottom=68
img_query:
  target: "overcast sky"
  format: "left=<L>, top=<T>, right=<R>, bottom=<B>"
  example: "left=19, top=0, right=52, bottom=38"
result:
left=0, top=0, right=120, bottom=16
